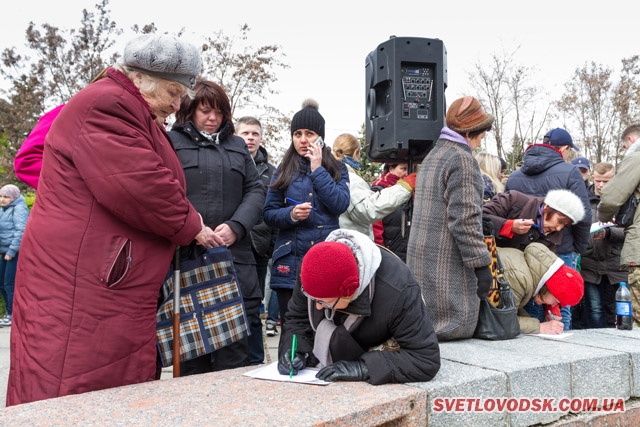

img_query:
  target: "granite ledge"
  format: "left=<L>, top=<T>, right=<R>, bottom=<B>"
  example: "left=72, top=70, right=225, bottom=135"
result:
left=0, top=365, right=427, bottom=427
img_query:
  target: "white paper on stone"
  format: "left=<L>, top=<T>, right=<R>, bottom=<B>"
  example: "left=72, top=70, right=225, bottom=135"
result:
left=243, top=361, right=331, bottom=385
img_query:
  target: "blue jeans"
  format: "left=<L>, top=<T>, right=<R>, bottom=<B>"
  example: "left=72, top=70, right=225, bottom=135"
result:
left=248, top=310, right=264, bottom=365
left=249, top=254, right=270, bottom=365
left=557, top=252, right=578, bottom=330
left=266, top=290, right=279, bottom=324
left=582, top=281, right=607, bottom=328
left=0, top=253, right=18, bottom=315
left=523, top=252, right=577, bottom=330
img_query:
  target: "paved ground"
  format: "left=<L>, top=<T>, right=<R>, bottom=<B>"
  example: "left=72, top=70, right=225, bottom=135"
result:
left=0, top=326, right=9, bottom=407
left=0, top=319, right=281, bottom=408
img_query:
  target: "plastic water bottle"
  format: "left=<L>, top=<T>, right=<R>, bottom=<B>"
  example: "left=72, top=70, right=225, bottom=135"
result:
left=616, top=282, right=633, bottom=330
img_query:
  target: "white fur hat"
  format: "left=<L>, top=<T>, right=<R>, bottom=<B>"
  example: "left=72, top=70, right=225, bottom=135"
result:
left=123, top=34, right=201, bottom=89
left=544, top=189, right=585, bottom=224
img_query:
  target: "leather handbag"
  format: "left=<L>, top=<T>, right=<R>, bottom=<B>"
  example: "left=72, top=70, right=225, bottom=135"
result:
left=156, top=246, right=249, bottom=367
left=474, top=227, right=521, bottom=340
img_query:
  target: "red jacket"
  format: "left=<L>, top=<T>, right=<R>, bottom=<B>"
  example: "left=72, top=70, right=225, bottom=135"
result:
left=7, top=68, right=202, bottom=406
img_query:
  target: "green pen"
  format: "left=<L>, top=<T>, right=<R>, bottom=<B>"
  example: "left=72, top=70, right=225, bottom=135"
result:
left=289, top=334, right=298, bottom=378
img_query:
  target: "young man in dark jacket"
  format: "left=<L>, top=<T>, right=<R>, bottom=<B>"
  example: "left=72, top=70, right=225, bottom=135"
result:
left=575, top=162, right=627, bottom=328
left=236, top=116, right=279, bottom=362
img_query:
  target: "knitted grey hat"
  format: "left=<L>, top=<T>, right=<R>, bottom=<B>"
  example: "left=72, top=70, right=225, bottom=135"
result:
left=123, top=34, right=202, bottom=89
left=291, top=99, right=325, bottom=139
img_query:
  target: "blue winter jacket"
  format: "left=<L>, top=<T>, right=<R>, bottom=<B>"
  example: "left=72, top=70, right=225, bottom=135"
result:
left=263, top=157, right=350, bottom=290
left=0, top=195, right=30, bottom=257
left=505, top=144, right=591, bottom=254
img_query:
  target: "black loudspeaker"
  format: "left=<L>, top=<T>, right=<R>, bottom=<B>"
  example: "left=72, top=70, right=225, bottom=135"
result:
left=365, top=36, right=447, bottom=163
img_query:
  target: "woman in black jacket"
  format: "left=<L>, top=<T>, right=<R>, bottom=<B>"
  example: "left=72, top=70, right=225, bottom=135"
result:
left=277, top=229, right=440, bottom=385
left=169, top=80, right=266, bottom=375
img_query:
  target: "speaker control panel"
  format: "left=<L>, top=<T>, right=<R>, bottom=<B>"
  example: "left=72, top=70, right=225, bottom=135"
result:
left=401, top=62, right=435, bottom=120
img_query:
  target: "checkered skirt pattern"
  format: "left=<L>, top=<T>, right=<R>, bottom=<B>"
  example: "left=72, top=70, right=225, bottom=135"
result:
left=156, top=247, right=249, bottom=367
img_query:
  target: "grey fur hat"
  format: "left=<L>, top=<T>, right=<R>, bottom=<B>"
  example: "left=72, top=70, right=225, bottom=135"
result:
left=123, top=34, right=202, bottom=89
left=544, top=189, right=585, bottom=224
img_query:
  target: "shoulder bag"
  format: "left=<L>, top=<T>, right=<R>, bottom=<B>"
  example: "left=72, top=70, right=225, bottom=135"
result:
left=614, top=193, right=638, bottom=228
left=156, top=246, right=249, bottom=367
left=474, top=226, right=521, bottom=340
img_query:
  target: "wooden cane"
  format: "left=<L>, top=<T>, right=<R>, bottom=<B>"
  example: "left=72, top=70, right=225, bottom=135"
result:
left=172, top=247, right=181, bottom=378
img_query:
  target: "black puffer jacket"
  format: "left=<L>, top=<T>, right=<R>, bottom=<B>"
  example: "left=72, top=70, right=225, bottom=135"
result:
left=250, top=145, right=278, bottom=258
left=378, top=206, right=410, bottom=261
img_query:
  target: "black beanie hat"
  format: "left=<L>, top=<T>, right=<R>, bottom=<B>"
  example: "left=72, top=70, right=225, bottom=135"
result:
left=290, top=99, right=325, bottom=140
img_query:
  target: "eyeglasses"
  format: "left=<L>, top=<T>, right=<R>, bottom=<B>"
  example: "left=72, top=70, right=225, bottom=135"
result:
left=301, top=287, right=340, bottom=311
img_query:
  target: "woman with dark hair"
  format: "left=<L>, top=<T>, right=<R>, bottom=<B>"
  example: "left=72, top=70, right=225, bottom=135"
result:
left=168, top=80, right=266, bottom=375
left=263, top=99, right=350, bottom=334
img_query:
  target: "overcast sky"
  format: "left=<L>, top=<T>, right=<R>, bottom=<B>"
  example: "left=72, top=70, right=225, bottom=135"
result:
left=3, top=0, right=636, bottom=149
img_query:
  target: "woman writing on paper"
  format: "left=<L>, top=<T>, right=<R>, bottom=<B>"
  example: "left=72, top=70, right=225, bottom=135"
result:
left=277, top=229, right=440, bottom=384
left=498, top=243, right=584, bottom=334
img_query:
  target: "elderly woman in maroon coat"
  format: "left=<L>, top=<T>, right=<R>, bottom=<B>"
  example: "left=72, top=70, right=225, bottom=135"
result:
left=7, top=34, right=216, bottom=406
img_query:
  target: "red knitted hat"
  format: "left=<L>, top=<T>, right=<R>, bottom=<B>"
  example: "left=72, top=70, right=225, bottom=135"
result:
left=301, top=242, right=359, bottom=299
left=545, top=265, right=584, bottom=307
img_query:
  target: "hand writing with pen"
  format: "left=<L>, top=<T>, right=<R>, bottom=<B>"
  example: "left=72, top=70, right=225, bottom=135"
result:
left=540, top=308, right=564, bottom=334
left=511, top=218, right=537, bottom=235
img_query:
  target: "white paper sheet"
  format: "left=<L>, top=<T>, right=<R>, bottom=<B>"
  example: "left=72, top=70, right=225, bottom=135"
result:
left=590, top=222, right=615, bottom=233
left=243, top=361, right=331, bottom=385
left=527, top=332, right=573, bottom=339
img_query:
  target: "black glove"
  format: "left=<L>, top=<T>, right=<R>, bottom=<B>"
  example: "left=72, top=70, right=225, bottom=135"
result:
left=315, top=360, right=370, bottom=382
left=277, top=349, right=307, bottom=376
left=474, top=266, right=493, bottom=299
